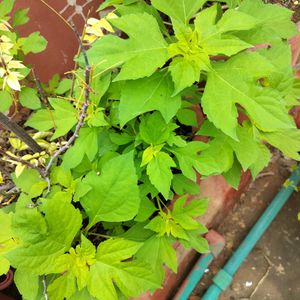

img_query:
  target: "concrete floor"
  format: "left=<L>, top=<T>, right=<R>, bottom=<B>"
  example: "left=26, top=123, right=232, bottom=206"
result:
left=219, top=192, right=300, bottom=300
left=192, top=154, right=300, bottom=300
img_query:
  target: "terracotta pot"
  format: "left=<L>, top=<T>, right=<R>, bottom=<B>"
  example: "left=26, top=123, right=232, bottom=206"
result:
left=0, top=270, right=14, bottom=291
left=13, top=0, right=102, bottom=82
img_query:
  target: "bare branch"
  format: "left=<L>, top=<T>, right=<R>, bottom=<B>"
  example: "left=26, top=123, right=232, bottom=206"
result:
left=44, top=23, right=91, bottom=180
left=0, top=113, right=43, bottom=153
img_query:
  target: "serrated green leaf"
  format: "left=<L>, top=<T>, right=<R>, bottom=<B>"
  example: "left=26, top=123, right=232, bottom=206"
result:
left=198, top=134, right=234, bottom=176
left=48, top=273, right=77, bottom=300
left=202, top=52, right=294, bottom=139
left=12, top=169, right=47, bottom=198
left=26, top=98, right=78, bottom=140
left=13, top=8, right=29, bottom=27
left=147, top=152, right=175, bottom=199
left=12, top=195, right=47, bottom=244
left=172, top=174, right=200, bottom=196
left=238, top=0, right=297, bottom=41
left=119, top=71, right=181, bottom=126
left=176, top=108, right=198, bottom=127
left=7, top=196, right=82, bottom=274
left=19, top=87, right=41, bottom=110
left=145, top=212, right=188, bottom=240
left=260, top=129, right=300, bottom=161
left=54, top=78, right=72, bottom=95
left=136, top=235, right=177, bottom=275
left=0, top=210, right=19, bottom=276
left=184, top=230, right=209, bottom=253
left=139, top=112, right=177, bottom=145
left=135, top=197, right=157, bottom=222
left=19, top=32, right=47, bottom=54
left=223, top=158, right=242, bottom=189
left=63, top=127, right=99, bottom=169
left=116, top=0, right=168, bottom=36
left=172, top=141, right=208, bottom=181
left=151, top=0, right=206, bottom=24
left=14, top=270, right=39, bottom=300
left=86, top=13, right=168, bottom=81
left=0, top=0, right=14, bottom=19
left=81, top=152, right=140, bottom=227
left=172, top=196, right=208, bottom=230
left=88, top=238, right=160, bottom=300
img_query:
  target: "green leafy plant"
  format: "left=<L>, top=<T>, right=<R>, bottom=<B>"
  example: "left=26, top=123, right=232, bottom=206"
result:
left=0, top=0, right=300, bottom=299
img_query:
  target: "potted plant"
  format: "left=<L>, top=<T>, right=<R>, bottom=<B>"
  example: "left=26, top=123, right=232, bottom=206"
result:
left=0, top=0, right=300, bottom=299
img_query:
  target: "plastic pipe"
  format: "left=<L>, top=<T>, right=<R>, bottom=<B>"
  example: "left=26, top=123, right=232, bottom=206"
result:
left=174, top=230, right=225, bottom=300
left=202, top=165, right=300, bottom=300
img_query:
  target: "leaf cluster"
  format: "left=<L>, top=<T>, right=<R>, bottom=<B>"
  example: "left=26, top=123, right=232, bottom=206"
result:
left=1, top=0, right=300, bottom=299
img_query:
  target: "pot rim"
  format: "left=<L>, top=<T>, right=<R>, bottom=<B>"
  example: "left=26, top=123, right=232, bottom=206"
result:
left=0, top=270, right=14, bottom=291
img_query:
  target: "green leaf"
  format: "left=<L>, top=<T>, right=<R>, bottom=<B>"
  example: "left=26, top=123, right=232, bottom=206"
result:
left=223, top=158, right=242, bottom=189
left=198, top=134, right=234, bottom=175
left=14, top=269, right=39, bottom=300
left=0, top=0, right=14, bottom=19
left=198, top=121, right=271, bottom=176
left=249, top=143, right=271, bottom=178
left=151, top=0, right=206, bottom=24
left=0, top=210, right=19, bottom=276
left=26, top=98, right=78, bottom=140
left=63, top=127, right=99, bottom=169
left=172, top=174, right=200, bottom=196
left=69, top=288, right=97, bottom=300
left=55, top=78, right=72, bottom=95
left=12, top=169, right=47, bottom=198
left=19, top=32, right=48, bottom=54
left=141, top=145, right=164, bottom=167
left=81, top=152, right=140, bottom=227
left=139, top=112, right=177, bottom=145
left=88, top=238, right=160, bottom=300
left=12, top=195, right=47, bottom=244
left=184, top=230, right=209, bottom=253
left=13, top=8, right=29, bottom=27
left=49, top=98, right=78, bottom=140
left=0, top=90, right=13, bottom=112
left=260, top=129, right=300, bottom=161
left=172, top=141, right=208, bottom=181
left=7, top=195, right=82, bottom=274
left=238, top=0, right=297, bottom=41
left=135, top=195, right=157, bottom=222
left=213, top=0, right=242, bottom=8
left=19, top=87, right=41, bottom=110
left=202, top=52, right=294, bottom=139
left=116, top=0, right=168, bottom=36
left=172, top=196, right=208, bottom=230
left=147, top=152, right=176, bottom=199
left=136, top=235, right=177, bottom=275
left=86, top=13, right=168, bottom=81
left=50, top=235, right=96, bottom=293
left=176, top=108, right=198, bottom=127
left=119, top=71, right=181, bottom=126
left=216, top=8, right=258, bottom=33
left=47, top=273, right=77, bottom=300
left=145, top=212, right=188, bottom=240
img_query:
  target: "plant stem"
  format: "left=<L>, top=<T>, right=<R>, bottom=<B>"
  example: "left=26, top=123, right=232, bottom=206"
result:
left=87, top=232, right=113, bottom=239
left=0, top=112, right=43, bottom=153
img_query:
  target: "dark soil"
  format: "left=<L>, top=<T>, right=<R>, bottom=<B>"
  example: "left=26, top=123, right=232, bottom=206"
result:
left=266, top=0, right=300, bottom=22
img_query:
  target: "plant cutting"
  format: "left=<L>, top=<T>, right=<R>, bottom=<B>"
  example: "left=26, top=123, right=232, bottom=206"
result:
left=0, top=0, right=300, bottom=299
